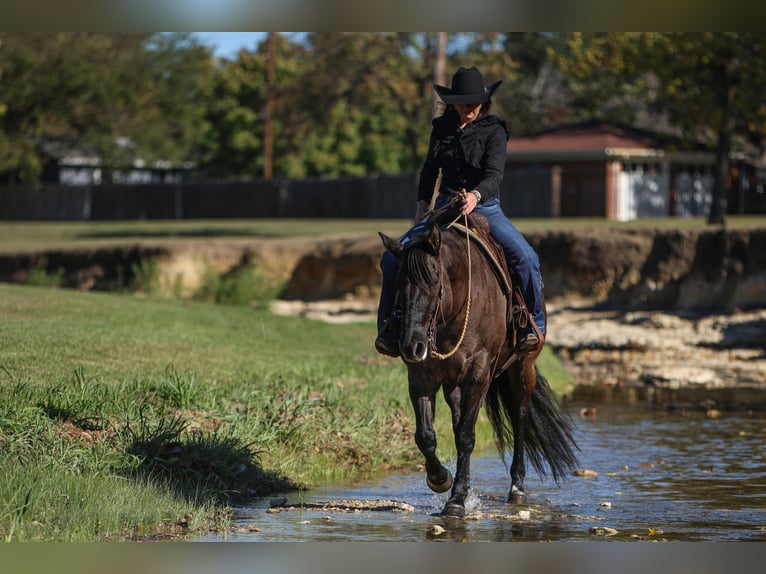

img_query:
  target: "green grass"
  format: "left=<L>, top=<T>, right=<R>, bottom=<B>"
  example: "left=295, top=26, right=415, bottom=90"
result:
left=0, top=282, right=572, bottom=540
left=0, top=219, right=409, bottom=254
left=0, top=283, right=406, bottom=539
left=2, top=216, right=764, bottom=254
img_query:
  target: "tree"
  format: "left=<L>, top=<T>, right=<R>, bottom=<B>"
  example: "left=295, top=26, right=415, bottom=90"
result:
left=201, top=33, right=308, bottom=179
left=0, top=33, right=215, bottom=183
left=643, top=33, right=766, bottom=224
left=202, top=33, right=441, bottom=179
left=553, top=32, right=766, bottom=224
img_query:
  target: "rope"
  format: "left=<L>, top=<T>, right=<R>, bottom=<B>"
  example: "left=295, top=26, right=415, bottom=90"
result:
left=431, top=212, right=472, bottom=360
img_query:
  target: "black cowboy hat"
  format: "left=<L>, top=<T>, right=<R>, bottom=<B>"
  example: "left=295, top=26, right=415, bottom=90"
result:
left=433, top=66, right=502, bottom=105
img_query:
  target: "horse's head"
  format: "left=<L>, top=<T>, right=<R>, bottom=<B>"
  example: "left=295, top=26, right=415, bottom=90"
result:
left=380, top=225, right=443, bottom=363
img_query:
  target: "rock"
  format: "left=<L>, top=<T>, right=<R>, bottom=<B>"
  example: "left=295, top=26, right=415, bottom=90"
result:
left=589, top=526, right=618, bottom=536
left=574, top=469, right=599, bottom=478
left=550, top=302, right=766, bottom=410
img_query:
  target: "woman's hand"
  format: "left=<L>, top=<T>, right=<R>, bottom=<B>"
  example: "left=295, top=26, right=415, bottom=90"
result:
left=459, top=190, right=479, bottom=215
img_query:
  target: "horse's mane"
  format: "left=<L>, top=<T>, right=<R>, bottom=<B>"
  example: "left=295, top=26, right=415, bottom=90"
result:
left=401, top=238, right=438, bottom=288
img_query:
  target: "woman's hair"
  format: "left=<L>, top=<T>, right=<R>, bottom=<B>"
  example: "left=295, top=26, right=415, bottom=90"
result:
left=438, top=100, right=493, bottom=118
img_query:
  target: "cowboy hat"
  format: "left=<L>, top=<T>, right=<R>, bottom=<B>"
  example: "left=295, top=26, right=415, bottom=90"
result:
left=433, top=66, right=502, bottom=105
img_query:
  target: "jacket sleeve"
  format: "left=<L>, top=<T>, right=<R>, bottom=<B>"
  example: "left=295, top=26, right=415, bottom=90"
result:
left=474, top=124, right=507, bottom=203
left=417, top=126, right=441, bottom=204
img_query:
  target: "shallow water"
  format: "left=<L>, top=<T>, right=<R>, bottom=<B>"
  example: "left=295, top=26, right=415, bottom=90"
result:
left=197, top=405, right=766, bottom=542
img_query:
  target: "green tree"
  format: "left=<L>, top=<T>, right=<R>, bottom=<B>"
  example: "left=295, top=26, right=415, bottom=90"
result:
left=291, top=32, right=431, bottom=176
left=134, top=33, right=215, bottom=169
left=0, top=32, right=214, bottom=183
left=644, top=33, right=766, bottom=224
left=553, top=32, right=766, bottom=224
left=202, top=33, right=308, bottom=179
left=203, top=33, right=439, bottom=179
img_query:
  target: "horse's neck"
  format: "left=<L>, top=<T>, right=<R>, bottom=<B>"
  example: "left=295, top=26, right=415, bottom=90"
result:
left=439, top=235, right=473, bottom=315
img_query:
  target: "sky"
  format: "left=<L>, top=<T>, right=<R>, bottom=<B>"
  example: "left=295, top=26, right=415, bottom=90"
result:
left=193, top=32, right=267, bottom=58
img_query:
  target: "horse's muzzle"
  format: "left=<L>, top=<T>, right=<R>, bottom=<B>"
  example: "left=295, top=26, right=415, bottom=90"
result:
left=400, top=338, right=430, bottom=363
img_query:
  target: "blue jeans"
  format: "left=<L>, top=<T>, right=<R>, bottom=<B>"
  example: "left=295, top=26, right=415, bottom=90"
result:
left=378, top=195, right=545, bottom=336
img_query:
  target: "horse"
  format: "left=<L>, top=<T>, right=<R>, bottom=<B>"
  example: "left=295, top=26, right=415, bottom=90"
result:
left=379, top=210, right=579, bottom=518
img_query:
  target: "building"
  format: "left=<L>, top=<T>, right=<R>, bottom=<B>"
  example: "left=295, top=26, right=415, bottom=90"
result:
left=502, top=120, right=763, bottom=220
left=39, top=137, right=193, bottom=186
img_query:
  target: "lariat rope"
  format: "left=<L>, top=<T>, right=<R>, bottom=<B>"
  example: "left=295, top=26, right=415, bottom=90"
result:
left=430, top=208, right=472, bottom=360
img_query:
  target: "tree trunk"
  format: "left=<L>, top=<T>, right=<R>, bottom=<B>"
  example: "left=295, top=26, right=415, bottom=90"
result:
left=433, top=32, right=447, bottom=118
left=708, top=80, right=736, bottom=225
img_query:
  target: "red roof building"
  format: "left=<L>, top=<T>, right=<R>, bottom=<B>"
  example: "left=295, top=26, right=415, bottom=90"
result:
left=501, top=120, right=758, bottom=220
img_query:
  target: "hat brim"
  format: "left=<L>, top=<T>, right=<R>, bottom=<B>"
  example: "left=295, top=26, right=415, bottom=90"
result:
left=433, top=80, right=502, bottom=104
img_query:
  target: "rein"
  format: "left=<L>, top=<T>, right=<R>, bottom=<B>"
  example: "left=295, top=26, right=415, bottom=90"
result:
left=429, top=211, right=472, bottom=360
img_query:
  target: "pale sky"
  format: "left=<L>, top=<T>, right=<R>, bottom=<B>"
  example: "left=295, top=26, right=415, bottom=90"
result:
left=193, top=32, right=267, bottom=58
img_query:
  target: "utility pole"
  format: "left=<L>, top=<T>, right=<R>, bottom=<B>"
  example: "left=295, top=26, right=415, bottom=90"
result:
left=264, top=32, right=276, bottom=180
left=433, top=32, right=447, bottom=118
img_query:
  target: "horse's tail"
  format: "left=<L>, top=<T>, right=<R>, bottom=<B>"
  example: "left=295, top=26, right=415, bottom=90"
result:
left=486, top=368, right=580, bottom=483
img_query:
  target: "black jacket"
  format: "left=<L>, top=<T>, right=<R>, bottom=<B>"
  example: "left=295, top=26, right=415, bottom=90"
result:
left=417, top=109, right=510, bottom=204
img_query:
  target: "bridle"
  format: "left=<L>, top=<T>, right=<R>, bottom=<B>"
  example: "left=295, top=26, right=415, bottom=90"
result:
left=425, top=213, right=472, bottom=360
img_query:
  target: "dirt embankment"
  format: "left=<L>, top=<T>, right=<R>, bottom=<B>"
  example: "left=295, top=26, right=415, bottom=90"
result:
left=530, top=227, right=766, bottom=312
left=279, top=227, right=766, bottom=311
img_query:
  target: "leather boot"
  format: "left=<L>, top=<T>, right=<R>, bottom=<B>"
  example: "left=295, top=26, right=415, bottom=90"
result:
left=375, top=311, right=401, bottom=358
left=375, top=330, right=400, bottom=358
left=517, top=325, right=544, bottom=352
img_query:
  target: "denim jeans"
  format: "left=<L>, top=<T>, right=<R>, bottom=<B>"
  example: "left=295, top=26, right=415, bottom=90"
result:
left=378, top=195, right=545, bottom=336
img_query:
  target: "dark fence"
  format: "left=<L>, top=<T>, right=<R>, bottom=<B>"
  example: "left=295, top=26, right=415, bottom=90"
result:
left=0, top=173, right=424, bottom=221
left=0, top=170, right=557, bottom=221
left=4, top=166, right=763, bottom=221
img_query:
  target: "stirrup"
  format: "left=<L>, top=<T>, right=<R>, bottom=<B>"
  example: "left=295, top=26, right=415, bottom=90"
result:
left=517, top=332, right=541, bottom=352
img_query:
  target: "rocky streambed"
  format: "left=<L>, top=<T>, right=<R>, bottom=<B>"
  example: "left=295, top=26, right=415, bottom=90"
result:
left=546, top=300, right=766, bottom=410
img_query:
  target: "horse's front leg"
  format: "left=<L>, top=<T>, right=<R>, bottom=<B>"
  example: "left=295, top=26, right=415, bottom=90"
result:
left=441, top=381, right=488, bottom=518
left=409, top=376, right=453, bottom=495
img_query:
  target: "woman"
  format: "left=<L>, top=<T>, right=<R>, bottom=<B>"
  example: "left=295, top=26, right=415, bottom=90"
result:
left=375, top=65, right=546, bottom=358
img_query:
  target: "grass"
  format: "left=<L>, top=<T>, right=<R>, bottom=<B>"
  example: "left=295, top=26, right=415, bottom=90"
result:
left=0, top=282, right=572, bottom=541
left=1, top=215, right=765, bottom=254
left=0, top=219, right=409, bottom=254
left=0, top=217, right=584, bottom=540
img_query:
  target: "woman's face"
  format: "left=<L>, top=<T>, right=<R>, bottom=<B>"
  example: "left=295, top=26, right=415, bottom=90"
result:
left=455, top=101, right=483, bottom=126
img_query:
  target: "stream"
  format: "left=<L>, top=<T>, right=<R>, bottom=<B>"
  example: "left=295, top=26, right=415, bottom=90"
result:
left=196, top=405, right=766, bottom=542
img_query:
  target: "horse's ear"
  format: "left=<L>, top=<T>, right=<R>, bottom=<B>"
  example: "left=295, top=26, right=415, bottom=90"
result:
left=379, top=232, right=404, bottom=259
left=426, top=224, right=441, bottom=255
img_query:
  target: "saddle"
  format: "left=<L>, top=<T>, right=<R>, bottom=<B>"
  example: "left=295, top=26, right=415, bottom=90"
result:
left=428, top=205, right=533, bottom=350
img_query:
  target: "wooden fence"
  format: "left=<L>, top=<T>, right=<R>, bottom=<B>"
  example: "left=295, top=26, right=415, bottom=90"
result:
left=0, top=170, right=556, bottom=221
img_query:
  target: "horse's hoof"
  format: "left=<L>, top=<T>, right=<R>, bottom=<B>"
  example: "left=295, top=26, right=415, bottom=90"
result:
left=441, top=502, right=465, bottom=518
left=508, top=485, right=527, bottom=504
left=508, top=492, right=527, bottom=504
left=426, top=470, right=453, bottom=494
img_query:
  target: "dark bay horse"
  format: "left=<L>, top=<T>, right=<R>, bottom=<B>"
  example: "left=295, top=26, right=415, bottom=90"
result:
left=379, top=213, right=579, bottom=518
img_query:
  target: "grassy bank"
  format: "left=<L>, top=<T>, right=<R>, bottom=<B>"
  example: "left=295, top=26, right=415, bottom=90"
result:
left=2, top=216, right=765, bottom=254
left=0, top=283, right=571, bottom=540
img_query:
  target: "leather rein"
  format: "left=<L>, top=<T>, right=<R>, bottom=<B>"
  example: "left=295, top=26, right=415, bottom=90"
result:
left=426, top=208, right=472, bottom=361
